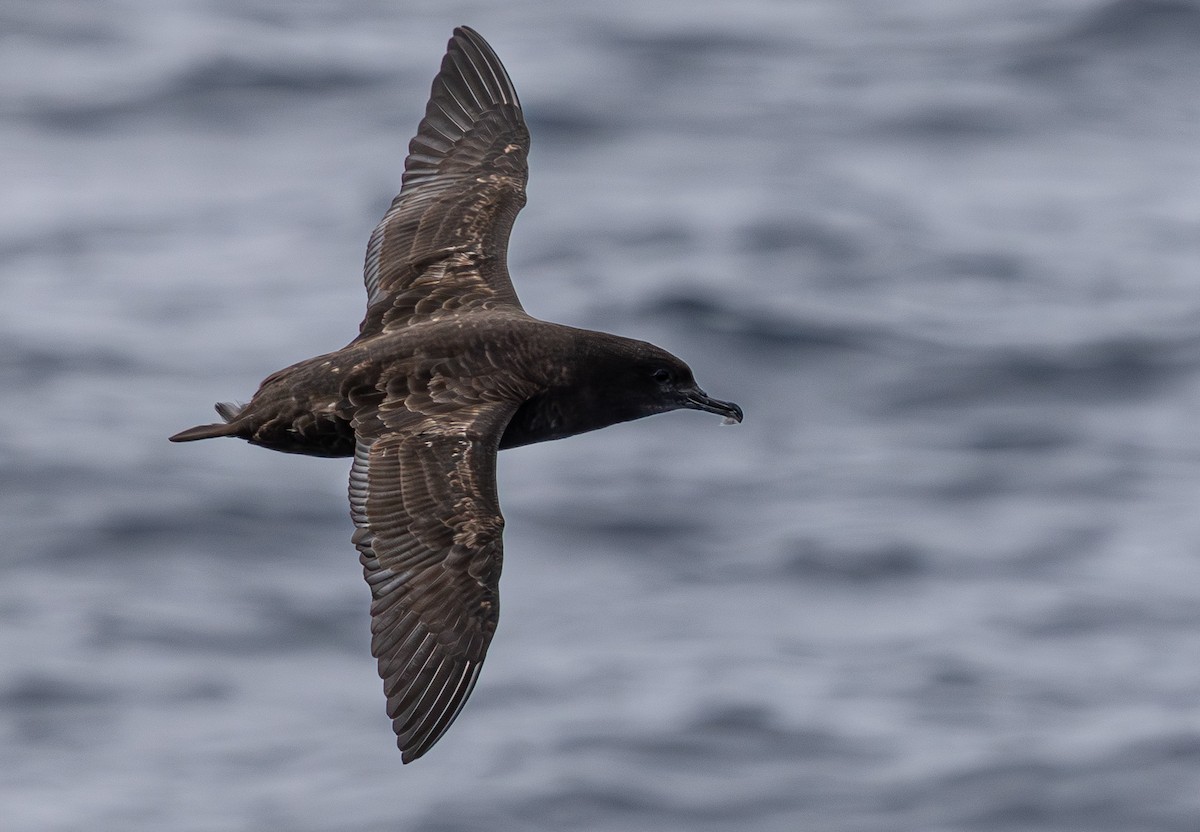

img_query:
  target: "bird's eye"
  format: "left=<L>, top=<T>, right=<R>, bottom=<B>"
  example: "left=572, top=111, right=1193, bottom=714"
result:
left=652, top=368, right=672, bottom=384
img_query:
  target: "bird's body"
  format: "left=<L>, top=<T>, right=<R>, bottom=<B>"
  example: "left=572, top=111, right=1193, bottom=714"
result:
left=171, top=26, right=741, bottom=762
left=174, top=314, right=704, bottom=455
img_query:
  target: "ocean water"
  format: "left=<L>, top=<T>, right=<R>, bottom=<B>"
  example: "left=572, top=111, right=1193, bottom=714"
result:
left=5, top=0, right=1200, bottom=829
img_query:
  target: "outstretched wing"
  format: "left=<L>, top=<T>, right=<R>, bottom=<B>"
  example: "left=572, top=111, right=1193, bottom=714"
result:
left=359, top=26, right=529, bottom=337
left=349, top=402, right=517, bottom=762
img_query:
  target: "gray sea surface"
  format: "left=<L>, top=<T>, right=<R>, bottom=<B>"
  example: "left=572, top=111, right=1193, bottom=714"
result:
left=5, top=1, right=1200, bottom=829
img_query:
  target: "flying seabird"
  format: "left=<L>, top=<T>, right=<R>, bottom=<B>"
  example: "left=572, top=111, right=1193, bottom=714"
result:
left=170, top=26, right=742, bottom=763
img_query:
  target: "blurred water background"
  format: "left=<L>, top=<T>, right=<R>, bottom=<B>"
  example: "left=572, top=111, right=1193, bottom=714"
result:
left=5, top=0, right=1200, bottom=829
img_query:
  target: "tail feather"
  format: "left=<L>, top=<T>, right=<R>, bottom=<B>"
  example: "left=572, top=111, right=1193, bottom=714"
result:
left=214, top=401, right=244, bottom=421
left=169, top=401, right=246, bottom=443
left=169, top=421, right=240, bottom=443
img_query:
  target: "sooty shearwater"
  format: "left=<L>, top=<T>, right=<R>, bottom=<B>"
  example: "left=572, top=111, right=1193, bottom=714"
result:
left=171, top=26, right=742, bottom=762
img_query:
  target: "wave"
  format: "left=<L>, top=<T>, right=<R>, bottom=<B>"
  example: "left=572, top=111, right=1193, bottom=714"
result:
left=418, top=702, right=876, bottom=829
left=874, top=101, right=1033, bottom=141
left=1067, top=0, right=1200, bottom=48
left=27, top=53, right=389, bottom=130
left=908, top=732, right=1200, bottom=830
left=1013, top=0, right=1200, bottom=81
left=887, top=331, right=1200, bottom=411
left=0, top=337, right=140, bottom=384
left=646, top=291, right=907, bottom=353
left=780, top=537, right=926, bottom=583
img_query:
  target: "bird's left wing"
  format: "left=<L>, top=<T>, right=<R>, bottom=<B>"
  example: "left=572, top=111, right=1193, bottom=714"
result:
left=357, top=27, right=529, bottom=337
left=349, top=401, right=517, bottom=762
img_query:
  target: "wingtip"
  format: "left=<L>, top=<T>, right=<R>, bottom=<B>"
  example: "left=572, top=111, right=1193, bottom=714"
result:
left=452, top=25, right=487, bottom=45
left=449, top=26, right=480, bottom=55
left=444, top=25, right=520, bottom=107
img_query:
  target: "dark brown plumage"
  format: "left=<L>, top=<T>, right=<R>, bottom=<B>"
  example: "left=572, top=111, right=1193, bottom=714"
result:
left=170, top=26, right=742, bottom=763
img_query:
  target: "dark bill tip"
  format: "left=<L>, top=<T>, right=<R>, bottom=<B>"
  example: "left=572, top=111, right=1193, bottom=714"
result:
left=684, top=390, right=743, bottom=424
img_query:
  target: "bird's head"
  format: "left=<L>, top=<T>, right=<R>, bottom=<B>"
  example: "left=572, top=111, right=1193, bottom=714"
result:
left=584, top=336, right=743, bottom=426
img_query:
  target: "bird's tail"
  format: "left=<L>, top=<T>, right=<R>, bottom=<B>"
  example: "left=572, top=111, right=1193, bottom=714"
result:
left=169, top=401, right=246, bottom=443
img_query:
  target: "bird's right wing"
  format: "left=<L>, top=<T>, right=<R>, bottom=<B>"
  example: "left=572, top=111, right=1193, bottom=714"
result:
left=349, top=401, right=517, bottom=762
left=358, top=27, right=529, bottom=337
